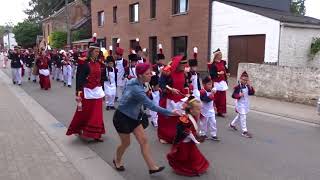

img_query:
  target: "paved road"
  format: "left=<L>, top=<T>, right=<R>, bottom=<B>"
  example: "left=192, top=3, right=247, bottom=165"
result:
left=3, top=67, right=320, bottom=180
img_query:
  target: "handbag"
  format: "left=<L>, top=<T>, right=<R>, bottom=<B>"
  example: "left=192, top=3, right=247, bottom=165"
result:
left=138, top=110, right=149, bottom=129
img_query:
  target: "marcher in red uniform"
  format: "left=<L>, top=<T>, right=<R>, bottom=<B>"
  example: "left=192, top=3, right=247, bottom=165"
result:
left=208, top=49, right=230, bottom=117
left=36, top=49, right=51, bottom=90
left=158, top=55, right=189, bottom=144
left=167, top=96, right=209, bottom=176
left=66, top=43, right=105, bottom=142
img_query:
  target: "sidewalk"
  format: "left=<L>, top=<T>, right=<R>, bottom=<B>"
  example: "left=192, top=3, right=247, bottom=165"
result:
left=0, top=73, right=83, bottom=180
left=0, top=61, right=125, bottom=180
left=226, top=78, right=319, bottom=124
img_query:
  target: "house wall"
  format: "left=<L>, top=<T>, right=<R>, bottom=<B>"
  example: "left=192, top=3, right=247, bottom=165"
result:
left=279, top=25, right=320, bottom=67
left=91, top=0, right=210, bottom=70
left=211, top=1, right=280, bottom=63
left=238, top=63, right=320, bottom=105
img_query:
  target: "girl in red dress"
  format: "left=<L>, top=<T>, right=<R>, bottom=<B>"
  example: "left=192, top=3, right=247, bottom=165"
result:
left=36, top=50, right=51, bottom=90
left=66, top=44, right=105, bottom=142
left=167, top=96, right=209, bottom=176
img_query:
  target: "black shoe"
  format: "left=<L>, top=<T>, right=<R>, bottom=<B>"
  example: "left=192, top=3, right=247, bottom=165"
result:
left=106, top=106, right=110, bottom=111
left=217, top=113, right=225, bottom=117
left=28, top=78, right=30, bottom=81
left=207, top=136, right=220, bottom=141
left=64, top=83, right=66, bottom=86
left=110, top=106, right=116, bottom=110
left=13, top=81, right=16, bottom=84
left=242, top=132, right=252, bottom=138
left=113, top=160, right=125, bottom=171
left=33, top=80, right=36, bottom=83
left=229, top=124, right=238, bottom=131
left=56, top=79, right=60, bottom=82
left=18, top=84, right=21, bottom=86
left=149, top=166, right=165, bottom=174
left=68, top=85, right=71, bottom=88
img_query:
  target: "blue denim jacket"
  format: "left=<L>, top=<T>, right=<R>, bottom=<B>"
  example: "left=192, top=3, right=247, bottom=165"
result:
left=118, top=78, right=172, bottom=120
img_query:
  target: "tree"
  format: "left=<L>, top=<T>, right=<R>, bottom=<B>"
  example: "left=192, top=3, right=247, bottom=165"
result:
left=24, top=0, right=75, bottom=22
left=50, top=31, right=67, bottom=49
left=72, top=27, right=91, bottom=41
left=291, top=0, right=306, bottom=16
left=12, top=20, right=41, bottom=48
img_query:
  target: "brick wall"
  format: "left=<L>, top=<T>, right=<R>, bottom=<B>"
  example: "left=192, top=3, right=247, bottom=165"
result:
left=91, top=0, right=210, bottom=70
left=238, top=63, right=320, bottom=105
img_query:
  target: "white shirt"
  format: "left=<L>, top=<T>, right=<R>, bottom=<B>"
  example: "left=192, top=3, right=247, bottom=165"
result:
left=201, top=90, right=215, bottom=117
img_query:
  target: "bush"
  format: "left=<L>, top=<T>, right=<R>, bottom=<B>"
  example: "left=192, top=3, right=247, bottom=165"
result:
left=50, top=31, right=67, bottom=49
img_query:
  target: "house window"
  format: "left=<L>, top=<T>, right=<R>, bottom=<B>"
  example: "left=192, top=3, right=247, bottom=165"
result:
left=113, top=6, right=117, bottom=23
left=98, top=11, right=105, bottom=27
left=172, top=36, right=187, bottom=56
left=129, top=3, right=139, bottom=22
left=150, top=0, right=156, bottom=19
left=112, top=38, right=118, bottom=51
left=149, top=36, right=157, bottom=63
left=130, top=39, right=137, bottom=49
left=173, top=0, right=188, bottom=14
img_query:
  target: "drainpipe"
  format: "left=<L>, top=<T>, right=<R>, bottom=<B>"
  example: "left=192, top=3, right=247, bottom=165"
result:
left=278, top=23, right=284, bottom=66
left=208, top=0, right=213, bottom=63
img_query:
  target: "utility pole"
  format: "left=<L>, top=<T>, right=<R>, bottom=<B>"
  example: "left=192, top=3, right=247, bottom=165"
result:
left=65, top=0, right=71, bottom=49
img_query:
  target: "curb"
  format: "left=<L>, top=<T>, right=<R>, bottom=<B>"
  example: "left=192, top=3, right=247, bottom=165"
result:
left=0, top=68, right=125, bottom=180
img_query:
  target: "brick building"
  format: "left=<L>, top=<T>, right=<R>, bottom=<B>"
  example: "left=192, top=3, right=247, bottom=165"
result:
left=42, top=0, right=91, bottom=49
left=91, top=0, right=320, bottom=72
left=91, top=0, right=210, bottom=70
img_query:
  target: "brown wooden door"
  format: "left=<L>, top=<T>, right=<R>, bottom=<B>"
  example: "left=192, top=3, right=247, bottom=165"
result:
left=228, top=35, right=265, bottom=76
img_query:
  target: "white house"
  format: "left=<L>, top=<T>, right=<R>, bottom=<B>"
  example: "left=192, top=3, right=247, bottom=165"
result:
left=3, top=33, right=17, bottom=50
left=211, top=0, right=320, bottom=75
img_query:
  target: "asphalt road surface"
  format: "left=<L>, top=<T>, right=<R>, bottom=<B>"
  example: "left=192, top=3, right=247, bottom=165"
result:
left=3, top=67, right=320, bottom=180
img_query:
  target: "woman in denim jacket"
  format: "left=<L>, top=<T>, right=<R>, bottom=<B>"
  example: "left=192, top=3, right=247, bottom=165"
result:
left=113, top=63, right=180, bottom=174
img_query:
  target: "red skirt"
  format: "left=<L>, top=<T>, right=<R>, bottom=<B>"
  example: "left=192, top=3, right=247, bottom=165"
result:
left=157, top=97, right=178, bottom=143
left=167, top=142, right=209, bottom=176
left=39, top=75, right=51, bottom=90
left=214, top=91, right=227, bottom=114
left=66, top=98, right=105, bottom=139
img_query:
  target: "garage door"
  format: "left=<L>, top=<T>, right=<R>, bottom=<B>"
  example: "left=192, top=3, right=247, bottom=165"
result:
left=228, top=34, right=265, bottom=76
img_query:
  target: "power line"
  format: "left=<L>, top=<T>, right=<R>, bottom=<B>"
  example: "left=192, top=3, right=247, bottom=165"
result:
left=41, top=0, right=65, bottom=18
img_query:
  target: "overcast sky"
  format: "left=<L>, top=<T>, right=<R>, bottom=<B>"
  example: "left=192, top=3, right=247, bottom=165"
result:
left=0, top=0, right=319, bottom=25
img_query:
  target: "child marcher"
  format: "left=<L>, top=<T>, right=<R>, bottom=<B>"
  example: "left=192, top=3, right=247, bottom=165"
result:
left=199, top=76, right=219, bottom=141
left=104, top=52, right=117, bottom=111
left=167, top=96, right=209, bottom=176
left=229, top=71, right=255, bottom=138
left=149, top=73, right=160, bottom=127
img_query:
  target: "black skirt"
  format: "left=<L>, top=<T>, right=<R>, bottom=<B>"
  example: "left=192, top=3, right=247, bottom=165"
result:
left=113, top=110, right=141, bottom=134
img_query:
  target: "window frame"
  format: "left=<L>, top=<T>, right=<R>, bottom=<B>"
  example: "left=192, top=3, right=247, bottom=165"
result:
left=150, top=0, right=156, bottom=19
left=129, top=3, right=140, bottom=23
left=97, top=11, right=105, bottom=27
left=172, top=36, right=188, bottom=57
left=149, top=36, right=157, bottom=63
left=172, top=0, right=189, bottom=15
left=113, top=6, right=118, bottom=23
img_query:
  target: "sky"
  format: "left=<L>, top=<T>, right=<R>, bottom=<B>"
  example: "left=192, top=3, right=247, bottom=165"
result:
left=0, top=0, right=319, bottom=25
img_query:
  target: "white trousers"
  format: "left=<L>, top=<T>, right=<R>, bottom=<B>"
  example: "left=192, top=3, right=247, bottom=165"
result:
left=55, top=67, right=63, bottom=81
left=199, top=116, right=217, bottom=137
left=116, top=85, right=124, bottom=99
left=72, top=64, right=77, bottom=78
left=51, top=66, right=56, bottom=79
left=11, top=68, right=22, bottom=84
left=104, top=82, right=116, bottom=107
left=231, top=114, right=248, bottom=132
left=63, top=65, right=72, bottom=85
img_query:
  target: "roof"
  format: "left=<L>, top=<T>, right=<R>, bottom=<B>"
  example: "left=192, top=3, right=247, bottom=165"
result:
left=217, top=0, right=320, bottom=26
left=71, top=16, right=91, bottom=30
left=42, top=0, right=78, bottom=22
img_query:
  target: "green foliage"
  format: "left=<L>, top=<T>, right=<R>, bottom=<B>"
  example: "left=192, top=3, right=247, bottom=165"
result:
left=291, top=0, right=306, bottom=16
left=72, top=28, right=91, bottom=41
left=12, top=20, right=41, bottom=48
left=25, top=0, right=75, bottom=22
left=310, top=37, right=320, bottom=57
left=50, top=31, right=67, bottom=49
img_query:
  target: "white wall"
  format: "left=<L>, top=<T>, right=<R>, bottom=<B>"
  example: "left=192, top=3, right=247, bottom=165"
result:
left=3, top=33, right=17, bottom=50
left=211, top=1, right=280, bottom=63
left=279, top=25, right=320, bottom=67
